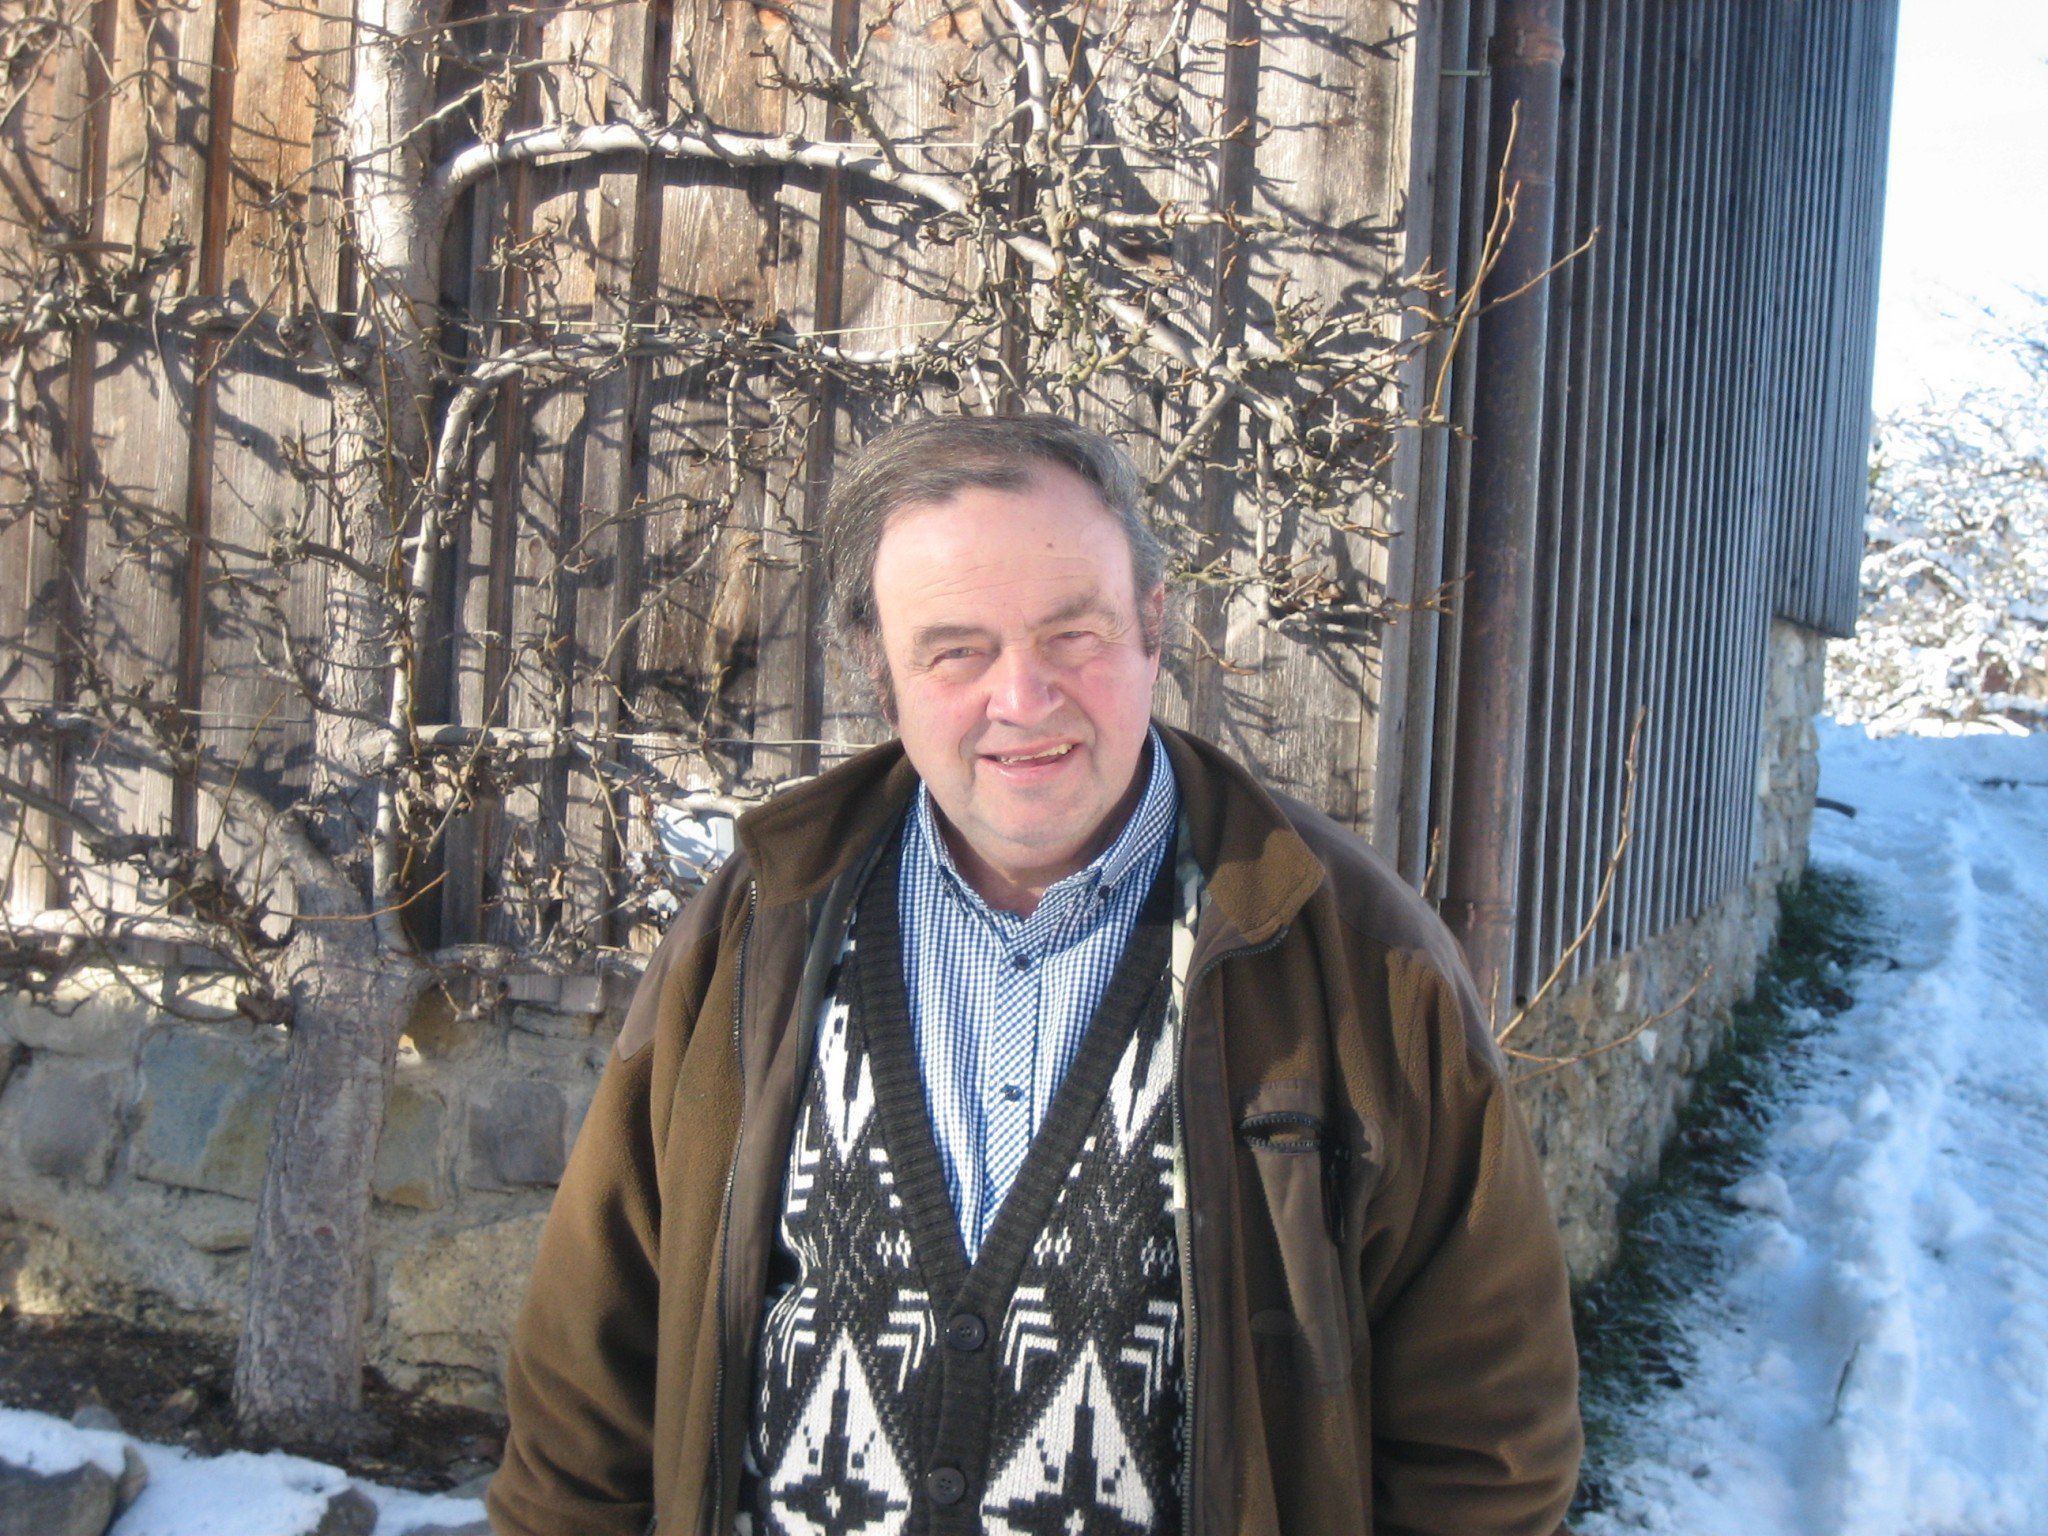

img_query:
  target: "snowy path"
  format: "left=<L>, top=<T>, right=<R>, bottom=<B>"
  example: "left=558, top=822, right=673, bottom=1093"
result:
left=1585, top=721, right=2048, bottom=1536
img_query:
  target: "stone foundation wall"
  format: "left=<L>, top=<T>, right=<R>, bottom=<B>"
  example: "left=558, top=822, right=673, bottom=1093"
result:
left=0, top=618, right=1834, bottom=1405
left=1514, top=616, right=1830, bottom=1278
left=0, top=965, right=629, bottom=1410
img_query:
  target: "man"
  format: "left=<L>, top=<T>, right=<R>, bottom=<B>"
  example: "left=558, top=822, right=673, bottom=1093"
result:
left=488, top=414, right=1582, bottom=1536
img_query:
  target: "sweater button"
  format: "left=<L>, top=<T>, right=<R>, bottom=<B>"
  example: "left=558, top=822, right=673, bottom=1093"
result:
left=926, top=1466, right=967, bottom=1505
left=945, top=1312, right=987, bottom=1351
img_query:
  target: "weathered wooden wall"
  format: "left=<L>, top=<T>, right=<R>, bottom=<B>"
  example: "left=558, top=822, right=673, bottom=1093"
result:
left=1, top=0, right=1895, bottom=995
left=0, top=0, right=1428, bottom=955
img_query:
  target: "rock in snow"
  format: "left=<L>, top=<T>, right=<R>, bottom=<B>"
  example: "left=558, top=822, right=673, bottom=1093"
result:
left=0, top=1407, right=484, bottom=1536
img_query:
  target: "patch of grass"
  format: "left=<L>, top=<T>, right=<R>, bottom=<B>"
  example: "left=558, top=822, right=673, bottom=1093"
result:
left=1569, top=864, right=1878, bottom=1519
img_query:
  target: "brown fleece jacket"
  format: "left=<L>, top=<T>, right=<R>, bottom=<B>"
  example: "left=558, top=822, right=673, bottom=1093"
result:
left=489, top=724, right=1582, bottom=1536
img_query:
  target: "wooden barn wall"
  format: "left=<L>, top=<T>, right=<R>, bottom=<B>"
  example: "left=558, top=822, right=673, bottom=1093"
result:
left=0, top=0, right=1431, bottom=954
left=1395, top=0, right=1897, bottom=1011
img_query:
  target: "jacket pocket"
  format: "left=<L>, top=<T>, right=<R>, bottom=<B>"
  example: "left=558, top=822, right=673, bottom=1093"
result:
left=1236, top=1080, right=1361, bottom=1393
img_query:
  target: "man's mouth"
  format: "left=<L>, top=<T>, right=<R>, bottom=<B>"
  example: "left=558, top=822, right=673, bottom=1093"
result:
left=986, top=743, right=1076, bottom=765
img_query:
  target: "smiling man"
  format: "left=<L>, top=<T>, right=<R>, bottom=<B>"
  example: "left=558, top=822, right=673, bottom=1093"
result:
left=489, top=414, right=1583, bottom=1536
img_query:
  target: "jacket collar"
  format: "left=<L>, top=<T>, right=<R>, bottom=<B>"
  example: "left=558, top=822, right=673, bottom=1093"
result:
left=734, top=721, right=1326, bottom=947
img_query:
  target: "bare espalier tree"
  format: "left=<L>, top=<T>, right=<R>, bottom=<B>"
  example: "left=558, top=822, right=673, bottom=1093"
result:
left=0, top=0, right=1457, bottom=1443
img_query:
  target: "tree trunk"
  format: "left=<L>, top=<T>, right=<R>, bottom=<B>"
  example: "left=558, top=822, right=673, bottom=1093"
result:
left=233, top=934, right=429, bottom=1441
left=231, top=0, right=450, bottom=1440
left=307, top=0, right=447, bottom=858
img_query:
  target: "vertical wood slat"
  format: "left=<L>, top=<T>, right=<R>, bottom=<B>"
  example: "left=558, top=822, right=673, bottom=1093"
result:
left=1630, top=0, right=1692, bottom=959
left=1384, top=0, right=1482, bottom=888
left=1234, top=0, right=1421, bottom=828
left=1718, top=0, right=1787, bottom=899
left=1366, top=0, right=1455, bottom=866
left=1513, top=0, right=1590, bottom=1005
left=192, top=0, right=348, bottom=920
left=620, top=0, right=796, bottom=927
left=1658, top=0, right=1726, bottom=936
left=67, top=0, right=220, bottom=916
left=1422, top=0, right=1496, bottom=905
left=1570, top=0, right=1644, bottom=980
left=1556, top=0, right=1629, bottom=989
left=0, top=12, right=95, bottom=913
left=1702, top=0, right=1761, bottom=912
left=474, top=2, right=657, bottom=950
left=1591, top=0, right=1670, bottom=966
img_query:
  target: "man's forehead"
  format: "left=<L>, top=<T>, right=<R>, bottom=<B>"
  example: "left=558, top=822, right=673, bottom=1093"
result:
left=903, top=587, right=1125, bottom=640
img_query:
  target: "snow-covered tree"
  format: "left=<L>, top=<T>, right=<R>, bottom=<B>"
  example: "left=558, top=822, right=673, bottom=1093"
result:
left=1828, top=297, right=2048, bottom=733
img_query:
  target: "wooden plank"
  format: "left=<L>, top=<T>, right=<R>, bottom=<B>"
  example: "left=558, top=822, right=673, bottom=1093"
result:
left=435, top=1, right=539, bottom=947
left=812, top=0, right=1016, bottom=756
left=0, top=6, right=94, bottom=913
left=993, top=0, right=1232, bottom=750
left=476, top=1, right=658, bottom=951
left=1589, top=0, right=1672, bottom=966
left=68, top=0, right=221, bottom=915
left=1556, top=0, right=1629, bottom=989
left=192, top=0, right=347, bottom=918
left=616, top=0, right=798, bottom=947
left=1370, top=0, right=1460, bottom=876
left=1420, top=0, right=1495, bottom=907
left=1209, top=0, right=1424, bottom=825
left=1512, top=0, right=1588, bottom=1001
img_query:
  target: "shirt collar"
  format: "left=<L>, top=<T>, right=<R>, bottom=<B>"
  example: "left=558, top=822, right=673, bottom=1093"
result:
left=911, top=725, right=1179, bottom=926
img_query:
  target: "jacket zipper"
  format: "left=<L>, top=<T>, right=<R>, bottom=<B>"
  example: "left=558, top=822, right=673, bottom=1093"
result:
left=704, top=882, right=757, bottom=1536
left=1175, top=924, right=1289, bottom=1536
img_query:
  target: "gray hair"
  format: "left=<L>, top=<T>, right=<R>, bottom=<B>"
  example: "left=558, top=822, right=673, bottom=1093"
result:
left=821, top=413, right=1169, bottom=695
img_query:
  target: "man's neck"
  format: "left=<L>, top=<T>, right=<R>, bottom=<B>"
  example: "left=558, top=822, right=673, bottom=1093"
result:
left=935, top=749, right=1153, bottom=918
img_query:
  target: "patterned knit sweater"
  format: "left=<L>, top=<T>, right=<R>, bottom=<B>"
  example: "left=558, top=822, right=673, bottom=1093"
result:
left=739, top=823, right=1186, bottom=1536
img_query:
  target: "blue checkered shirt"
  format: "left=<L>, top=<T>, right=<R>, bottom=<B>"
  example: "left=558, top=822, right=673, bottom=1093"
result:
left=899, top=728, right=1179, bottom=1260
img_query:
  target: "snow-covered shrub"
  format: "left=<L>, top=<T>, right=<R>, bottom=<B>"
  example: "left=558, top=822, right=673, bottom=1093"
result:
left=1826, top=300, right=2048, bottom=734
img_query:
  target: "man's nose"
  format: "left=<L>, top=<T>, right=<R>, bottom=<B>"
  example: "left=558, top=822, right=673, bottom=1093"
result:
left=987, top=643, right=1061, bottom=723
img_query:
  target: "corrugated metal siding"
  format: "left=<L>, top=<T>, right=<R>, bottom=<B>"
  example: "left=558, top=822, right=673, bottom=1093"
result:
left=1399, top=0, right=1896, bottom=1008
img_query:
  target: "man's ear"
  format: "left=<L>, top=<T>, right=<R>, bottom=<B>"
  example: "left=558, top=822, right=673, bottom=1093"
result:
left=1142, top=582, right=1167, bottom=656
left=863, top=643, right=899, bottom=726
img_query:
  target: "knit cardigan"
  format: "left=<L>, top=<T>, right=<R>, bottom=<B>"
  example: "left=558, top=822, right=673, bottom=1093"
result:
left=740, top=823, right=1186, bottom=1536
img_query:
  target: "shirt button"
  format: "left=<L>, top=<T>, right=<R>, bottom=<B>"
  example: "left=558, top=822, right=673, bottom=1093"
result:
left=926, top=1466, right=968, bottom=1505
left=945, top=1312, right=987, bottom=1351
left=999, top=1084, right=1024, bottom=1102
left=1011, top=953, right=1031, bottom=971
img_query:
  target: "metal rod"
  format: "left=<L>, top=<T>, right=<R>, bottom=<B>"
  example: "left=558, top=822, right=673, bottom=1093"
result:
left=1440, top=0, right=1566, bottom=1022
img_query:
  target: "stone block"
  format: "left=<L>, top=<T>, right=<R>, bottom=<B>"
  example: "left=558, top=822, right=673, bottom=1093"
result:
left=385, top=1212, right=545, bottom=1371
left=0, top=969, right=152, bottom=1059
left=374, top=1081, right=448, bottom=1211
left=8, top=1061, right=124, bottom=1186
left=506, top=1003, right=593, bottom=1041
left=313, top=1486, right=378, bottom=1536
left=0, top=1457, right=116, bottom=1536
left=131, top=1029, right=286, bottom=1200
left=404, top=985, right=492, bottom=1062
left=463, top=1079, right=566, bottom=1190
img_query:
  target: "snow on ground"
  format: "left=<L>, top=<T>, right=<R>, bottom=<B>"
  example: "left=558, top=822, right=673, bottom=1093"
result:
left=0, top=1404, right=484, bottom=1536
left=1585, top=718, right=2048, bottom=1536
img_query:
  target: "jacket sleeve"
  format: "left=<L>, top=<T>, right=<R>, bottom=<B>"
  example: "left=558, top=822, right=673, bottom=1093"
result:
left=488, top=857, right=746, bottom=1536
left=1364, top=947, right=1583, bottom=1536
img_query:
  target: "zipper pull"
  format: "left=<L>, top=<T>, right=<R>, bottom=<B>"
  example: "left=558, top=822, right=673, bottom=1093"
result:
left=1321, top=1130, right=1350, bottom=1246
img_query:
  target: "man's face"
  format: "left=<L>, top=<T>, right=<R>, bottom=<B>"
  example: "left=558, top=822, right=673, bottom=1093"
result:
left=868, top=467, right=1165, bottom=906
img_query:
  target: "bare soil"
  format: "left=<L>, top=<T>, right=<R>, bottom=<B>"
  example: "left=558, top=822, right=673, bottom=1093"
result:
left=0, top=1308, right=506, bottom=1492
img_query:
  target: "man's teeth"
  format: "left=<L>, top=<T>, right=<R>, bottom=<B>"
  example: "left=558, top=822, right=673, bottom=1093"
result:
left=995, top=744, right=1074, bottom=764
